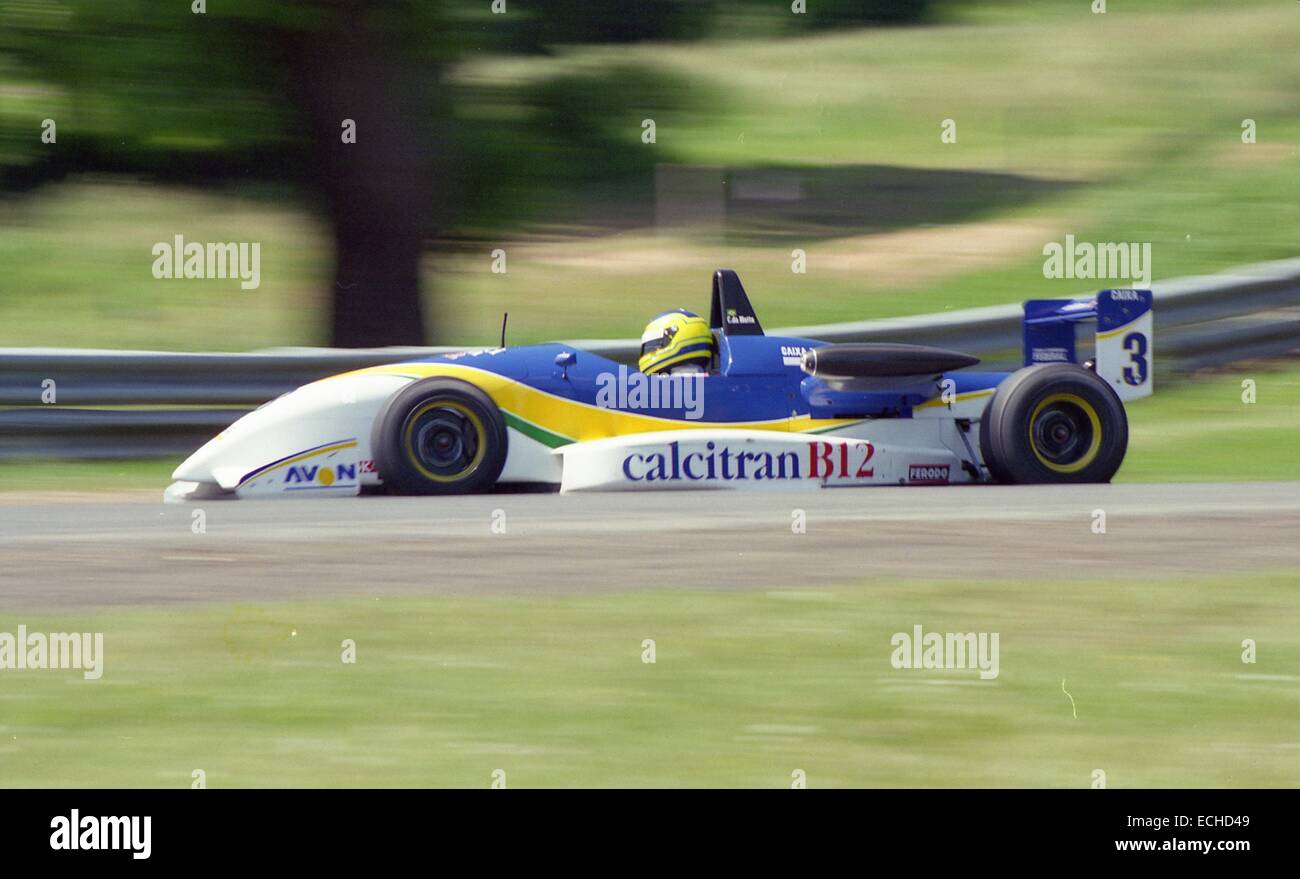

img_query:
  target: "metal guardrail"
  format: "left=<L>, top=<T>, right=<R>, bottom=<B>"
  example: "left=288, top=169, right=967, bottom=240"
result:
left=3, top=258, right=1299, bottom=458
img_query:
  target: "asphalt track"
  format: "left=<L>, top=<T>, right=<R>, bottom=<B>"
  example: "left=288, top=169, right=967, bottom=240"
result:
left=1, top=482, right=1297, bottom=610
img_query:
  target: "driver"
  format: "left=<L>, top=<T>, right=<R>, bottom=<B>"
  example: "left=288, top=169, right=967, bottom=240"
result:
left=638, top=308, right=715, bottom=375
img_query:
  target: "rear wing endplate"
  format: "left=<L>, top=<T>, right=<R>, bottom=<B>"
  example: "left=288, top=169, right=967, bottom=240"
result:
left=1023, top=289, right=1153, bottom=401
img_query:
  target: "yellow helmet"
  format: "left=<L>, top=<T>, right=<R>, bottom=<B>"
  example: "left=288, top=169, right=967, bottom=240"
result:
left=639, top=309, right=714, bottom=375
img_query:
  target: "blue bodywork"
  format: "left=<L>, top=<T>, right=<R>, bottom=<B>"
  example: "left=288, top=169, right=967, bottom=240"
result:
left=402, top=271, right=1133, bottom=426
left=1023, top=289, right=1154, bottom=366
left=404, top=270, right=1019, bottom=425
left=413, top=335, right=1007, bottom=423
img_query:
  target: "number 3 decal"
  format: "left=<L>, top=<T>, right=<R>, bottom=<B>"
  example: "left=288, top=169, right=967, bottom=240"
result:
left=1122, top=332, right=1148, bottom=386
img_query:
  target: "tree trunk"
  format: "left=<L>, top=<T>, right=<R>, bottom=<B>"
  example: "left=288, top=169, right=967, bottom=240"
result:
left=289, top=16, right=441, bottom=348
left=327, top=190, right=427, bottom=348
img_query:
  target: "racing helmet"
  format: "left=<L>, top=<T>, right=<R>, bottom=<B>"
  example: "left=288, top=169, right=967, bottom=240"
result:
left=639, top=309, right=715, bottom=375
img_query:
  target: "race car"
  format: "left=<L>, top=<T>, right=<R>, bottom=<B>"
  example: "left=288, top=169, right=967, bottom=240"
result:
left=164, top=270, right=1153, bottom=500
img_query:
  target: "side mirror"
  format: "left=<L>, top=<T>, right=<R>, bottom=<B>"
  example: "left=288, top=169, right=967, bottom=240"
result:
left=554, top=350, right=577, bottom=378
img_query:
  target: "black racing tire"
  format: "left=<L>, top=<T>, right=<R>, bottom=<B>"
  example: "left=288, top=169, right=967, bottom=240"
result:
left=978, top=363, right=1128, bottom=484
left=371, top=377, right=508, bottom=495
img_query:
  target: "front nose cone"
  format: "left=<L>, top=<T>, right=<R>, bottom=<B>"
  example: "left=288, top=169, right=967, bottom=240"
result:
left=171, top=432, right=227, bottom=482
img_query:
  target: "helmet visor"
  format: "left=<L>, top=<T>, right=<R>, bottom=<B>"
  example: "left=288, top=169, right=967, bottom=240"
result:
left=640, top=337, right=668, bottom=357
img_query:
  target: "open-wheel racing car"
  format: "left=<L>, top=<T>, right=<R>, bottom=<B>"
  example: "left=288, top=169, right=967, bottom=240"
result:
left=165, top=271, right=1153, bottom=500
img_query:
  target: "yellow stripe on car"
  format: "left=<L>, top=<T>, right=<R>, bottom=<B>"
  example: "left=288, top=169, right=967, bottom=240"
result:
left=238, top=440, right=358, bottom=485
left=335, top=362, right=861, bottom=441
left=1095, top=318, right=1142, bottom=340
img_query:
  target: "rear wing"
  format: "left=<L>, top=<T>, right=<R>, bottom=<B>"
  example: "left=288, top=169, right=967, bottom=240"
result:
left=1023, top=289, right=1153, bottom=401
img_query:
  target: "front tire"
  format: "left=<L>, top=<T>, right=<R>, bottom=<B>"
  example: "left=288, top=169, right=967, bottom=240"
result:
left=979, top=364, right=1127, bottom=484
left=371, top=378, right=508, bottom=495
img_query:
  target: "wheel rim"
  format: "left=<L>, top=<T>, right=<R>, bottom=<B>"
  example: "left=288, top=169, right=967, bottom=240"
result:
left=402, top=401, right=487, bottom=482
left=1028, top=392, right=1102, bottom=474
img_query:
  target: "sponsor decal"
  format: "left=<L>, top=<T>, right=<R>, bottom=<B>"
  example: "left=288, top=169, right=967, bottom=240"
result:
left=780, top=345, right=809, bottom=366
left=724, top=307, right=756, bottom=326
left=284, top=462, right=357, bottom=488
left=908, top=463, right=950, bottom=485
left=1030, top=346, right=1071, bottom=363
left=442, top=348, right=504, bottom=360
left=359, top=459, right=377, bottom=474
left=621, top=440, right=874, bottom=483
left=1108, top=288, right=1143, bottom=301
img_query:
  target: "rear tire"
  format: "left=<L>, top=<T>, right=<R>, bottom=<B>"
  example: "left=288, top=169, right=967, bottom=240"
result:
left=979, top=364, right=1127, bottom=484
left=371, top=378, right=508, bottom=495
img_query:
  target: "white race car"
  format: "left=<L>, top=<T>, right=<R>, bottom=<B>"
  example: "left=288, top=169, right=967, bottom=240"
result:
left=165, top=271, right=1153, bottom=500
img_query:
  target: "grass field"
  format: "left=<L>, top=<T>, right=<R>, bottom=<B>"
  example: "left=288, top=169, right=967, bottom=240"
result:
left=1, top=569, right=1296, bottom=788
left=0, top=457, right=181, bottom=493
left=1, top=0, right=1298, bottom=349
left=1120, top=360, right=1300, bottom=482
left=2, top=357, right=1296, bottom=492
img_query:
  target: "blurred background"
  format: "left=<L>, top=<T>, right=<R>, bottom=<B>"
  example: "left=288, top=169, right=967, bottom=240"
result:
left=0, top=0, right=1297, bottom=351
